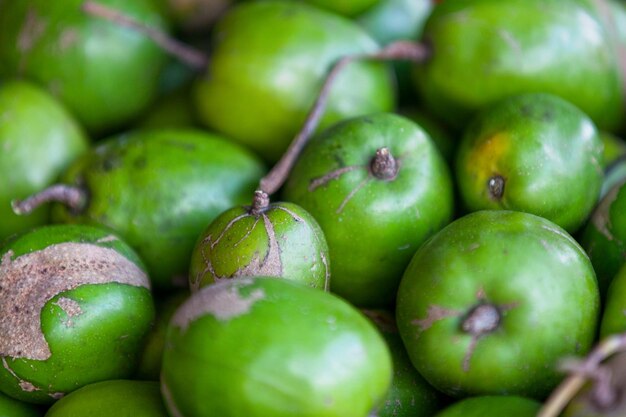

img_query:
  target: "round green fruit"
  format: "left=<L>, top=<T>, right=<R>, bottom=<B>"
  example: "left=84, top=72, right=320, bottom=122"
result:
left=284, top=112, right=453, bottom=307
left=0, top=0, right=169, bottom=132
left=0, top=391, right=42, bottom=417
left=414, top=0, right=624, bottom=131
left=303, top=0, right=380, bottom=17
left=456, top=93, right=603, bottom=233
left=600, top=263, right=626, bottom=338
left=50, top=129, right=265, bottom=289
left=432, top=395, right=541, bottom=417
left=161, top=276, right=392, bottom=417
left=44, top=380, right=168, bottom=417
left=189, top=201, right=330, bottom=291
left=396, top=210, right=599, bottom=399
left=0, top=225, right=154, bottom=404
left=0, top=80, right=87, bottom=241
left=194, top=0, right=395, bottom=162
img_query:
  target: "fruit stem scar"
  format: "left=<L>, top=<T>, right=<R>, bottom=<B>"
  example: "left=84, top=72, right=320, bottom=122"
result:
left=461, top=303, right=500, bottom=336
left=80, top=1, right=208, bottom=70
left=487, top=175, right=505, bottom=200
left=256, top=41, right=431, bottom=206
left=11, top=184, right=88, bottom=216
left=370, top=147, right=398, bottom=180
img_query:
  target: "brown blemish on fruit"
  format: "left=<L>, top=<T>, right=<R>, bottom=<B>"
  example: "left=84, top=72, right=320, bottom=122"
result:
left=336, top=177, right=372, bottom=214
left=54, top=297, right=82, bottom=328
left=320, top=250, right=330, bottom=291
left=2, top=357, right=40, bottom=392
left=207, top=213, right=249, bottom=249
left=487, top=175, right=505, bottom=200
left=411, top=305, right=462, bottom=334
left=96, top=235, right=119, bottom=243
left=58, top=28, right=79, bottom=51
left=309, top=165, right=361, bottom=192
left=592, top=184, right=622, bottom=241
left=238, top=214, right=282, bottom=277
left=0, top=243, right=149, bottom=361
left=17, top=7, right=47, bottom=53
left=362, top=310, right=398, bottom=333
left=49, top=392, right=64, bottom=400
left=172, top=279, right=264, bottom=329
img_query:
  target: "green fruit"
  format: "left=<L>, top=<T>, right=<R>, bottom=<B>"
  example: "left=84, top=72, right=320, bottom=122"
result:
left=364, top=310, right=444, bottom=417
left=432, top=395, right=541, bottom=417
left=0, top=225, right=154, bottom=404
left=456, top=93, right=603, bottom=233
left=601, top=262, right=626, bottom=337
left=303, top=0, right=380, bottom=17
left=580, top=179, right=626, bottom=297
left=44, top=380, right=168, bottom=417
left=414, top=0, right=624, bottom=131
left=135, top=291, right=188, bottom=381
left=189, top=201, right=330, bottom=291
left=284, top=113, right=453, bottom=307
left=0, top=0, right=169, bottom=132
left=160, top=0, right=232, bottom=32
left=357, top=0, right=432, bottom=46
left=600, top=132, right=626, bottom=170
left=161, top=276, right=392, bottom=417
left=396, top=210, right=599, bottom=399
left=51, top=129, right=265, bottom=289
left=0, top=391, right=42, bottom=417
left=194, top=0, right=395, bottom=162
left=401, top=108, right=455, bottom=163
left=0, top=80, right=88, bottom=241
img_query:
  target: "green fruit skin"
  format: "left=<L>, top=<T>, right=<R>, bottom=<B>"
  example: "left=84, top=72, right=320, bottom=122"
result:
left=600, top=132, right=626, bottom=170
left=194, top=1, right=395, bottom=162
left=44, top=380, right=168, bottom=417
left=0, top=391, right=42, bottom=417
left=161, top=277, right=392, bottom=417
left=600, top=263, right=626, bottom=338
left=364, top=310, right=444, bottom=417
left=396, top=210, right=599, bottom=399
left=0, top=0, right=169, bottom=132
left=357, top=0, right=432, bottom=46
left=189, top=202, right=330, bottom=291
left=0, top=80, right=88, bottom=242
left=0, top=225, right=155, bottom=404
left=304, top=0, right=380, bottom=17
left=414, top=0, right=624, bottom=131
left=432, top=395, right=541, bottom=417
left=136, top=291, right=188, bottom=381
left=283, top=113, right=453, bottom=307
left=580, top=180, right=626, bottom=297
left=456, top=93, right=604, bottom=233
left=52, top=129, right=265, bottom=289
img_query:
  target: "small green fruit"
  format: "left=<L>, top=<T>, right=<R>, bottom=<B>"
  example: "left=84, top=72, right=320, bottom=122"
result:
left=161, top=276, right=392, bottom=417
left=432, top=395, right=541, bottom=417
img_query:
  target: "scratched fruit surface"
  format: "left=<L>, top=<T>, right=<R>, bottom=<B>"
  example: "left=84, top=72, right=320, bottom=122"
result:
left=0, top=0, right=625, bottom=416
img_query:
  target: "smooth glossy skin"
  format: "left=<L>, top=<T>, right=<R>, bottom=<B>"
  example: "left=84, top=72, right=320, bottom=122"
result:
left=304, top=0, right=380, bottom=16
left=580, top=179, right=626, bottom=297
left=284, top=113, right=453, bottom=307
left=194, top=1, right=395, bottom=162
left=396, top=211, right=599, bottom=399
left=600, top=263, right=626, bottom=337
left=52, top=129, right=265, bottom=289
left=432, top=396, right=540, bottom=417
left=358, top=0, right=432, bottom=46
left=45, top=380, right=168, bottom=417
left=414, top=0, right=624, bottom=131
left=0, top=81, right=88, bottom=241
left=0, top=0, right=168, bottom=132
left=0, top=225, right=154, bottom=404
left=0, top=391, right=42, bottom=417
left=161, top=277, right=392, bottom=417
left=456, top=93, right=603, bottom=233
left=364, top=310, right=444, bottom=417
left=189, top=202, right=330, bottom=291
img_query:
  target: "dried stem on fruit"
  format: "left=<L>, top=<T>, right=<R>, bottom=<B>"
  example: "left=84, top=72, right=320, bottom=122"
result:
left=11, top=184, right=87, bottom=215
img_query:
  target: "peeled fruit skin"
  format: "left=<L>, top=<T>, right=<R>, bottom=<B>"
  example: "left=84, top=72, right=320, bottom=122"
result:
left=44, top=380, right=168, bottom=417
left=414, top=0, right=624, bottom=131
left=580, top=179, right=626, bottom=298
left=0, top=225, right=155, bottom=404
left=189, top=202, right=330, bottom=291
left=194, top=0, right=395, bottom=162
left=396, top=210, right=599, bottom=399
left=283, top=113, right=453, bottom=307
left=432, top=395, right=541, bottom=417
left=456, top=93, right=603, bottom=233
left=161, top=277, right=392, bottom=417
left=0, top=0, right=169, bottom=133
left=0, top=80, right=88, bottom=242
left=52, top=129, right=265, bottom=289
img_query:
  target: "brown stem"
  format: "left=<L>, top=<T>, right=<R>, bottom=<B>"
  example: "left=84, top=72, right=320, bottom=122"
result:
left=370, top=148, right=398, bottom=180
left=257, top=40, right=431, bottom=199
left=538, top=333, right=626, bottom=417
left=249, top=190, right=270, bottom=216
left=81, top=1, right=208, bottom=70
left=11, top=184, right=88, bottom=215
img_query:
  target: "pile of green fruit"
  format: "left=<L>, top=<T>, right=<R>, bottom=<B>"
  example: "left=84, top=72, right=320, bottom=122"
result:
left=1, top=0, right=626, bottom=416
